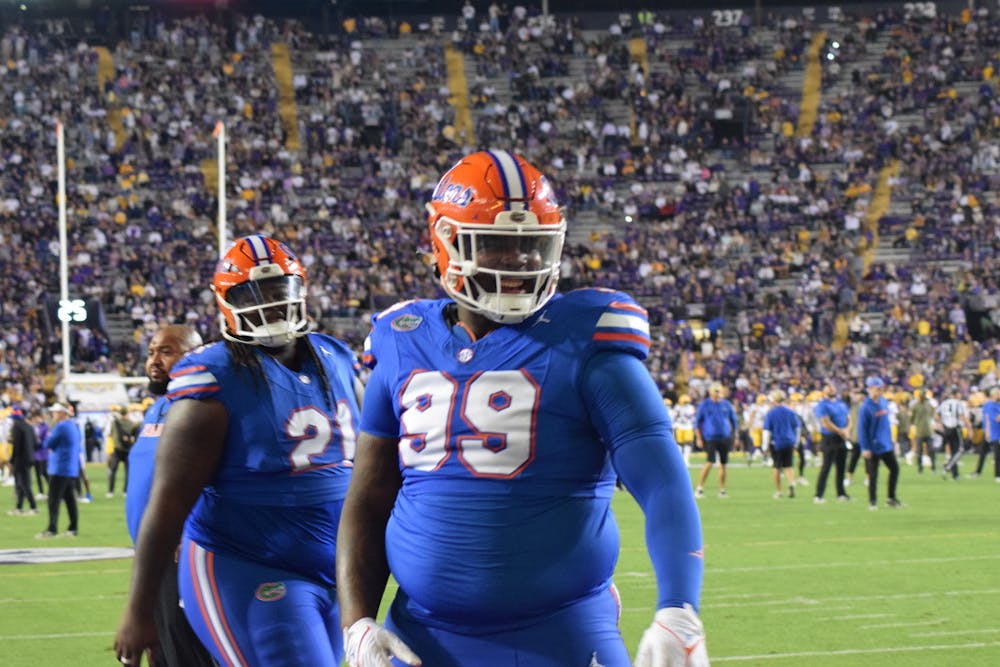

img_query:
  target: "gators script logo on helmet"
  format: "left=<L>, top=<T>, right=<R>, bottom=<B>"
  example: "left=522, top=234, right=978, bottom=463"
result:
left=211, top=235, right=309, bottom=347
left=427, top=150, right=566, bottom=324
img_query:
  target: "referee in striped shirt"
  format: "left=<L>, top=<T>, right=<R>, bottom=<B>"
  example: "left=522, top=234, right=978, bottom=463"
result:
left=936, top=386, right=971, bottom=480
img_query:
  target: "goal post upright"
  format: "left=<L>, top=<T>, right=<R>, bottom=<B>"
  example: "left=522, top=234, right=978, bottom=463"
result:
left=214, top=121, right=226, bottom=256
left=56, top=121, right=71, bottom=400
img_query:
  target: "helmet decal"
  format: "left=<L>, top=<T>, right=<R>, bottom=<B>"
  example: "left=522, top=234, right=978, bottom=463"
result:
left=485, top=149, right=528, bottom=210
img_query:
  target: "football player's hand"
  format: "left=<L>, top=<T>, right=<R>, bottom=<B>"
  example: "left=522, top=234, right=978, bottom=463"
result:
left=343, top=617, right=421, bottom=667
left=634, top=604, right=709, bottom=667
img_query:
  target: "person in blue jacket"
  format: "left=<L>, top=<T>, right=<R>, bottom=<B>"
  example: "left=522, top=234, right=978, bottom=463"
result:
left=975, top=387, right=1000, bottom=480
left=858, top=376, right=903, bottom=510
left=694, top=382, right=739, bottom=498
left=37, top=402, right=81, bottom=538
left=762, top=389, right=801, bottom=499
left=124, top=323, right=215, bottom=667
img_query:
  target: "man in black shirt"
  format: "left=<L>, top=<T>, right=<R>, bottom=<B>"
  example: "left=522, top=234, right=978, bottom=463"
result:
left=7, top=408, right=38, bottom=515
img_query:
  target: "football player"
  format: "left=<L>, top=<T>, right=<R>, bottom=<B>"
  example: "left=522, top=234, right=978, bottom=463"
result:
left=673, top=394, right=697, bottom=466
left=115, top=235, right=362, bottom=667
left=337, top=150, right=708, bottom=667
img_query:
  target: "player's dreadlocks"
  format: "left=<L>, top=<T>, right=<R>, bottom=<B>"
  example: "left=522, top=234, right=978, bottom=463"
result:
left=224, top=336, right=335, bottom=413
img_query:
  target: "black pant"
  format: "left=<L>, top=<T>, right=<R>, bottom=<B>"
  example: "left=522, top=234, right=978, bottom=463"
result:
left=866, top=451, right=900, bottom=504
left=45, top=474, right=78, bottom=534
left=155, top=558, right=217, bottom=667
left=815, top=434, right=847, bottom=499
left=847, top=441, right=862, bottom=475
left=33, top=460, right=47, bottom=494
left=108, top=451, right=128, bottom=494
left=13, top=464, right=36, bottom=510
left=942, top=427, right=963, bottom=478
left=976, top=441, right=999, bottom=477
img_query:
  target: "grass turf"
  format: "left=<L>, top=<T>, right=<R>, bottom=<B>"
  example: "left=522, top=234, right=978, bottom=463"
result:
left=1, top=457, right=998, bottom=666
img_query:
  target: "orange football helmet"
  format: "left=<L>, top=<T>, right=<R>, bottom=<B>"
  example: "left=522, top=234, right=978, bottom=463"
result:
left=211, top=234, right=309, bottom=346
left=427, top=150, right=566, bottom=323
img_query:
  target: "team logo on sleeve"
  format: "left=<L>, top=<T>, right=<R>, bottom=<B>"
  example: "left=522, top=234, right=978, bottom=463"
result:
left=255, top=582, right=287, bottom=602
left=391, top=315, right=423, bottom=332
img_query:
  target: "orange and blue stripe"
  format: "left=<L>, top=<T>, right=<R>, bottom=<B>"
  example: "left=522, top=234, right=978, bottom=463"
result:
left=592, top=300, right=650, bottom=349
left=167, top=364, right=220, bottom=399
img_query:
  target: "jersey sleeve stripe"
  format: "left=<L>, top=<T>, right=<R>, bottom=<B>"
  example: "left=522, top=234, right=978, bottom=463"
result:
left=167, top=385, right=221, bottom=399
left=608, top=300, right=648, bottom=315
left=593, top=332, right=651, bottom=347
left=596, top=312, right=649, bottom=334
left=170, top=364, right=209, bottom=378
left=168, top=370, right=218, bottom=389
left=166, top=369, right=221, bottom=398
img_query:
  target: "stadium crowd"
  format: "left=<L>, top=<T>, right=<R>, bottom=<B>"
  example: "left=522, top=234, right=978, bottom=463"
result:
left=0, top=1, right=998, bottom=428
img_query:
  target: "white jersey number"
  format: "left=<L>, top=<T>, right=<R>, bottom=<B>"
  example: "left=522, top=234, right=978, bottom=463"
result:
left=286, top=404, right=356, bottom=470
left=399, top=370, right=538, bottom=478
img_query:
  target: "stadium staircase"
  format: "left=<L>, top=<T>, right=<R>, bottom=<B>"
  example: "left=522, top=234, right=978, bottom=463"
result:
left=795, top=31, right=827, bottom=139
left=270, top=43, right=301, bottom=152
left=444, top=47, right=475, bottom=144
left=951, top=341, right=974, bottom=369
left=95, top=46, right=127, bottom=151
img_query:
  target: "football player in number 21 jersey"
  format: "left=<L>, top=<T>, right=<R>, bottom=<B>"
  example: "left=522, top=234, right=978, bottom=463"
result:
left=337, top=150, right=709, bottom=667
left=115, top=235, right=361, bottom=667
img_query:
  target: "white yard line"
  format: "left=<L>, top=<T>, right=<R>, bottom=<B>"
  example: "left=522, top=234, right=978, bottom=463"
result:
left=712, top=641, right=1000, bottom=662
left=0, top=631, right=109, bottom=640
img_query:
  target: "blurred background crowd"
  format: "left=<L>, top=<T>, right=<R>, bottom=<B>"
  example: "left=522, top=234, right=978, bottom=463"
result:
left=0, top=0, right=998, bottom=423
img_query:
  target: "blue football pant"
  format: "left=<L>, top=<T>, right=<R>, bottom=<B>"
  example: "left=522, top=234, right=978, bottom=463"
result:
left=385, top=584, right=631, bottom=666
left=178, top=538, right=342, bottom=667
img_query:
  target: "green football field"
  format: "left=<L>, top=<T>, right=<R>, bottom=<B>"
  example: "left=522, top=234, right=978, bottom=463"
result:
left=1, top=457, right=998, bottom=666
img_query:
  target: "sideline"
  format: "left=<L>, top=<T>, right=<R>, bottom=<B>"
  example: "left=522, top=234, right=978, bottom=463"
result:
left=0, top=547, right=134, bottom=565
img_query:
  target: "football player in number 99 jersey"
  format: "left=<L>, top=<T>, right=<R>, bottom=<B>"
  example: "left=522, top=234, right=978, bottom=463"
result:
left=337, top=151, right=709, bottom=667
left=115, top=235, right=361, bottom=667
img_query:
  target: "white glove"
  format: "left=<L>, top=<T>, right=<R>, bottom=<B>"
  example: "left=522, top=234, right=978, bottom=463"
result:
left=343, top=617, right=421, bottom=667
left=634, top=604, right=710, bottom=667
left=844, top=440, right=854, bottom=450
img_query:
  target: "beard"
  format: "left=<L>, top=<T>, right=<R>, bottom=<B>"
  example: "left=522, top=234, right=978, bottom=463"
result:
left=147, top=379, right=169, bottom=396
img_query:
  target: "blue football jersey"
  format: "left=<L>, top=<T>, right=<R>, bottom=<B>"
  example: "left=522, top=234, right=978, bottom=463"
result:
left=167, top=334, right=359, bottom=585
left=361, top=289, right=651, bottom=629
left=125, top=396, right=170, bottom=544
